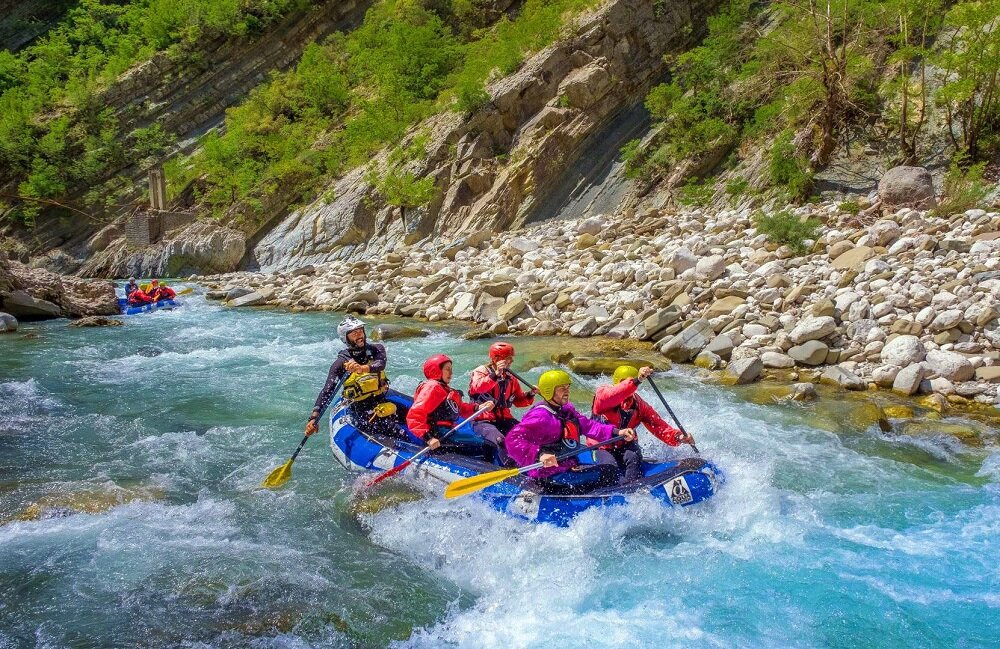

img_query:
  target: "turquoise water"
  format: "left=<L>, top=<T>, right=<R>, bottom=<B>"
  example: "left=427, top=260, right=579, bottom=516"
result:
left=1, top=293, right=997, bottom=648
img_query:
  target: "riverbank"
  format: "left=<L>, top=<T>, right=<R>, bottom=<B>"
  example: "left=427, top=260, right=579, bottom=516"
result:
left=196, top=200, right=1000, bottom=414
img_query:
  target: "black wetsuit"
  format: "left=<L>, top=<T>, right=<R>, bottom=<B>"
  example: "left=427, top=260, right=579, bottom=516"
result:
left=313, top=342, right=400, bottom=435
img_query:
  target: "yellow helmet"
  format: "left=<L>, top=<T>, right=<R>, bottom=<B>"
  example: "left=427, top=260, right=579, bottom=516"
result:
left=612, top=365, right=640, bottom=384
left=538, top=369, right=572, bottom=400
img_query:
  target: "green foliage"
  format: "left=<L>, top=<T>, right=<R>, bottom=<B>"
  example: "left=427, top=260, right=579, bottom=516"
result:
left=838, top=200, right=861, bottom=215
left=768, top=131, right=813, bottom=200
left=753, top=210, right=820, bottom=254
left=725, top=177, right=749, bottom=198
left=620, top=139, right=648, bottom=180
left=169, top=0, right=598, bottom=221
left=0, top=0, right=305, bottom=216
left=676, top=180, right=715, bottom=206
left=933, top=1, right=1000, bottom=161
left=932, top=160, right=992, bottom=216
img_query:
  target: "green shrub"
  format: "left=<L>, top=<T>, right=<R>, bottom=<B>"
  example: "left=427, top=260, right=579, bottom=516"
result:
left=753, top=210, right=820, bottom=253
left=838, top=200, right=861, bottom=215
left=768, top=131, right=813, bottom=200
left=677, top=180, right=715, bottom=206
left=725, top=177, right=749, bottom=197
left=932, top=161, right=992, bottom=216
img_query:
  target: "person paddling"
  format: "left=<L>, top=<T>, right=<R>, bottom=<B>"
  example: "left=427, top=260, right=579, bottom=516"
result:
left=407, top=354, right=494, bottom=454
left=149, top=280, right=176, bottom=302
left=505, top=370, right=635, bottom=493
left=305, top=316, right=394, bottom=437
left=468, top=342, right=536, bottom=466
left=592, top=365, right=692, bottom=483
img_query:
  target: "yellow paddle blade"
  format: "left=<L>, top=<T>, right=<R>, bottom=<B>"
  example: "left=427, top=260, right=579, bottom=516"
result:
left=444, top=467, right=521, bottom=499
left=373, top=402, right=397, bottom=418
left=177, top=287, right=194, bottom=296
left=262, top=460, right=293, bottom=489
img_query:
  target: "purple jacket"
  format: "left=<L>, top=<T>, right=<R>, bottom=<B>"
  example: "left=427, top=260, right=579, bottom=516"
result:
left=505, top=402, right=617, bottom=479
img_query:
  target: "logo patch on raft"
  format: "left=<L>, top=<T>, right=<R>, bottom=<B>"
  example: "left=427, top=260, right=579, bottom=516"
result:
left=668, top=476, right=693, bottom=505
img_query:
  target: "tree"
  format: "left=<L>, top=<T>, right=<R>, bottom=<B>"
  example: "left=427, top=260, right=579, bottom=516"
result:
left=369, top=165, right=437, bottom=230
left=933, top=0, right=1000, bottom=161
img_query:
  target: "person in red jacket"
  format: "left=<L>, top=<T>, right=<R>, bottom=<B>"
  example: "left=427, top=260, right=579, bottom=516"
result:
left=149, top=280, right=177, bottom=302
left=468, top=342, right=536, bottom=466
left=407, top=354, right=494, bottom=453
left=591, top=365, right=693, bottom=482
left=127, top=288, right=153, bottom=306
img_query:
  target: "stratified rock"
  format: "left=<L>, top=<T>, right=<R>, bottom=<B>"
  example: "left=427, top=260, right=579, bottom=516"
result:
left=371, top=324, right=429, bottom=341
left=660, top=319, right=714, bottom=362
left=69, top=316, right=124, bottom=328
left=878, top=166, right=936, bottom=209
left=725, top=356, right=762, bottom=384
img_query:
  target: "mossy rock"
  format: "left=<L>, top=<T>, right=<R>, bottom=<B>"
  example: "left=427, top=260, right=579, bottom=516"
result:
left=737, top=383, right=795, bottom=405
left=565, top=357, right=670, bottom=376
left=371, top=324, right=430, bottom=341
left=883, top=405, right=915, bottom=419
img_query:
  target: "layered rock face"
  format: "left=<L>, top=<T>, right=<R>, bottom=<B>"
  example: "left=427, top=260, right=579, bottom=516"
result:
left=253, top=0, right=723, bottom=271
left=0, top=255, right=118, bottom=320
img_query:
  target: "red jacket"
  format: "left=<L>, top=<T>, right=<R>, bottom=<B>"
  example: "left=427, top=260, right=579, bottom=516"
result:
left=128, top=289, right=153, bottom=305
left=592, top=379, right=683, bottom=446
left=468, top=365, right=534, bottom=422
left=406, top=380, right=478, bottom=439
left=151, top=286, right=176, bottom=301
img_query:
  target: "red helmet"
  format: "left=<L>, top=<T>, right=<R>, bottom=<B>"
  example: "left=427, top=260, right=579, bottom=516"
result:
left=423, top=354, right=452, bottom=380
left=489, top=342, right=515, bottom=363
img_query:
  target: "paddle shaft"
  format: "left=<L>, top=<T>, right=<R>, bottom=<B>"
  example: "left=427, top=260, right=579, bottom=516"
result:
left=366, top=404, right=491, bottom=486
left=647, top=376, right=699, bottom=454
left=292, top=376, right=347, bottom=458
left=520, top=432, right=630, bottom=472
left=508, top=369, right=538, bottom=393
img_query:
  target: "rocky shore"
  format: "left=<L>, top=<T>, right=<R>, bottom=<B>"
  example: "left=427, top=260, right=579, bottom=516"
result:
left=198, top=200, right=1000, bottom=409
left=0, top=254, right=118, bottom=330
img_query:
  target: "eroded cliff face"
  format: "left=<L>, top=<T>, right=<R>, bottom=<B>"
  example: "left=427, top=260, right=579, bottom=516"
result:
left=252, top=0, right=723, bottom=271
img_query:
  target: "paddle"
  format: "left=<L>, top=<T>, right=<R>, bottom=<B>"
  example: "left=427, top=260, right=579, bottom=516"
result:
left=646, top=376, right=700, bottom=454
left=176, top=287, right=194, bottom=296
left=444, top=433, right=630, bottom=499
left=365, top=404, right=491, bottom=488
left=262, top=377, right=346, bottom=489
left=507, top=369, right=538, bottom=394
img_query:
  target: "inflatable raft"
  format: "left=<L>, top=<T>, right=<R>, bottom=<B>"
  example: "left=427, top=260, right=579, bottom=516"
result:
left=330, top=391, right=724, bottom=526
left=117, top=297, right=180, bottom=315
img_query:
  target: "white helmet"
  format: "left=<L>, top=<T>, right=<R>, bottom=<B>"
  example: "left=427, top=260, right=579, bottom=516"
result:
left=337, top=316, right=365, bottom=345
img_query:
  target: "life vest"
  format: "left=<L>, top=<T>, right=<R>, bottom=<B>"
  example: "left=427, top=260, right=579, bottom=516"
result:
left=427, top=381, right=462, bottom=429
left=550, top=405, right=582, bottom=451
left=593, top=396, right=640, bottom=431
left=340, top=344, right=389, bottom=402
left=472, top=367, right=516, bottom=419
left=341, top=371, right=388, bottom=402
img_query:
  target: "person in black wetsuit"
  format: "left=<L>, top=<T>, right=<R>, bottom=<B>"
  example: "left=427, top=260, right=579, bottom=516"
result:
left=305, top=316, right=399, bottom=438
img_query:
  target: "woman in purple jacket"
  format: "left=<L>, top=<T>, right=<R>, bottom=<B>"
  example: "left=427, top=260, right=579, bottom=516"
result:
left=505, top=370, right=636, bottom=494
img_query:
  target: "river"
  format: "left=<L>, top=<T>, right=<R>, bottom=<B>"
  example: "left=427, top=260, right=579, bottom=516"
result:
left=1, top=291, right=997, bottom=648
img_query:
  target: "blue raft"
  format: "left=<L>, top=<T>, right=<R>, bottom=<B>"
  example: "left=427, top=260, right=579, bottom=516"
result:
left=330, top=391, right=724, bottom=526
left=117, top=297, right=180, bottom=315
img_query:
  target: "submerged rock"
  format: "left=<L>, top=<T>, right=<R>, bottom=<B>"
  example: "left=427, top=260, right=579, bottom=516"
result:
left=69, top=316, right=124, bottom=327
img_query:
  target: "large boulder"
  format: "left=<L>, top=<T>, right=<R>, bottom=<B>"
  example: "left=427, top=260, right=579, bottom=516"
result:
left=725, top=356, right=762, bottom=384
left=0, top=256, right=118, bottom=319
left=880, top=335, right=926, bottom=366
left=371, top=324, right=429, bottom=341
left=566, top=357, right=668, bottom=375
left=660, top=319, right=714, bottom=362
left=0, top=311, right=17, bottom=333
left=878, top=166, right=937, bottom=209
left=789, top=316, right=837, bottom=344
left=788, top=340, right=829, bottom=366
left=892, top=363, right=925, bottom=396
left=924, top=350, right=974, bottom=382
